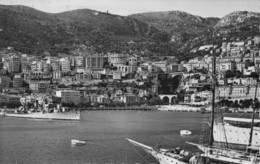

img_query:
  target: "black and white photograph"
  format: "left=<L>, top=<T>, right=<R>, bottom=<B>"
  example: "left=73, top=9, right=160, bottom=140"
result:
left=0, top=0, right=260, bottom=163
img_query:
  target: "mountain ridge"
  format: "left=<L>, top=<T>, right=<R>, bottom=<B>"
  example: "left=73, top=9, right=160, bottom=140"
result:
left=0, top=5, right=259, bottom=59
left=215, top=11, right=260, bottom=27
left=0, top=5, right=169, bottom=54
left=129, top=10, right=220, bottom=43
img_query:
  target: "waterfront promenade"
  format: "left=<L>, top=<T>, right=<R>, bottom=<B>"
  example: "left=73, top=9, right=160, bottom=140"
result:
left=80, top=106, right=158, bottom=111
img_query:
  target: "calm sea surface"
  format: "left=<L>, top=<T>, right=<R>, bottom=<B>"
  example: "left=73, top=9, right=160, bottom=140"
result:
left=0, top=110, right=206, bottom=164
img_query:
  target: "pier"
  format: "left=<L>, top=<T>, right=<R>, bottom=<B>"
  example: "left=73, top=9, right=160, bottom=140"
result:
left=80, top=106, right=157, bottom=111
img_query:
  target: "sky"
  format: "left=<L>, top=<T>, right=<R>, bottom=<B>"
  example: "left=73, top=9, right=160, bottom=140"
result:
left=0, top=0, right=259, bottom=18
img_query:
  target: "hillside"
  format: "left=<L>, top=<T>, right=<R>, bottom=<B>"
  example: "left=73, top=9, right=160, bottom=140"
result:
left=215, top=11, right=260, bottom=27
left=213, top=11, right=260, bottom=40
left=130, top=11, right=219, bottom=42
left=130, top=10, right=260, bottom=54
left=0, top=5, right=168, bottom=54
left=0, top=5, right=259, bottom=60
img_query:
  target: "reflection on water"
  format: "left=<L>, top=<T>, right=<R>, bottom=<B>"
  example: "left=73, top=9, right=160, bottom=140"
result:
left=0, top=110, right=203, bottom=164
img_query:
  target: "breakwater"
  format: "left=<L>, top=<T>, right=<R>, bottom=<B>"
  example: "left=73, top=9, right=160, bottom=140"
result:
left=80, top=106, right=158, bottom=111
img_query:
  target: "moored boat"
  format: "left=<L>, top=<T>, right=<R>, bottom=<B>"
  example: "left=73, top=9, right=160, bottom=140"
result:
left=71, top=139, right=86, bottom=146
left=180, top=130, right=192, bottom=136
left=3, top=95, right=81, bottom=121
left=158, top=105, right=201, bottom=112
left=4, top=111, right=80, bottom=121
left=213, top=117, right=260, bottom=149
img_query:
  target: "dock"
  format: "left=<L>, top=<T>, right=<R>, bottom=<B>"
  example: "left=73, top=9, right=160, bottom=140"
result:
left=80, top=106, right=157, bottom=111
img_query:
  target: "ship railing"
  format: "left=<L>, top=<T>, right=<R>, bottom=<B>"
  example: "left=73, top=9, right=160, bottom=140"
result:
left=186, top=141, right=254, bottom=157
left=202, top=146, right=256, bottom=159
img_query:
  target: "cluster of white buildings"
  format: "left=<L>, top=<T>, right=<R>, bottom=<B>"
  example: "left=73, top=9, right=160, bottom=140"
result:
left=0, top=48, right=168, bottom=106
left=183, top=35, right=260, bottom=103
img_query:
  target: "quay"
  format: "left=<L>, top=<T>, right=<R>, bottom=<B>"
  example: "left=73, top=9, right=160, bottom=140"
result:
left=80, top=106, right=157, bottom=111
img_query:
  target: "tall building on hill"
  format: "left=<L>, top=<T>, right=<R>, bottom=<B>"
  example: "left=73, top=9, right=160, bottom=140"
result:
left=85, top=55, right=108, bottom=69
left=60, top=58, right=70, bottom=72
left=128, top=56, right=138, bottom=66
left=43, top=62, right=50, bottom=73
left=8, top=56, right=21, bottom=73
left=108, top=53, right=127, bottom=66
left=13, top=74, right=23, bottom=88
left=254, top=35, right=260, bottom=45
left=21, top=54, right=29, bottom=71
left=75, top=56, right=85, bottom=68
left=50, top=60, right=60, bottom=72
left=0, top=76, right=11, bottom=91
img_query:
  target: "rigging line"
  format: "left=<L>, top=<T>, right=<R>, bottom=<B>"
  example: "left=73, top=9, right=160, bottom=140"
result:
left=219, top=110, right=229, bottom=149
left=141, top=152, right=153, bottom=164
left=84, top=140, right=132, bottom=151
left=125, top=139, right=128, bottom=164
left=155, top=137, right=165, bottom=148
left=222, top=123, right=229, bottom=148
left=128, top=142, right=152, bottom=164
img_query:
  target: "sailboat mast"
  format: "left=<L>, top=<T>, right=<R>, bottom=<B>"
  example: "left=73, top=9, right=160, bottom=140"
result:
left=248, top=50, right=258, bottom=149
left=248, top=83, right=258, bottom=148
left=209, top=55, right=216, bottom=147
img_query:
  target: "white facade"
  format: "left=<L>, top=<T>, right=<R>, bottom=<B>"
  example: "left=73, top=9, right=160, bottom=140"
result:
left=128, top=56, right=138, bottom=66
left=108, top=53, right=127, bottom=66
left=219, top=61, right=236, bottom=72
left=53, top=71, right=61, bottom=79
left=60, top=58, right=70, bottom=72
left=75, top=56, right=84, bottom=68
left=116, top=65, right=137, bottom=75
left=152, top=61, right=167, bottom=72
left=113, top=71, right=122, bottom=80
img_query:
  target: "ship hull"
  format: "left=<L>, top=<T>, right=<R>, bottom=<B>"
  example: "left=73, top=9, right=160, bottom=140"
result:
left=213, top=122, right=260, bottom=148
left=156, top=153, right=188, bottom=164
left=5, top=112, right=80, bottom=121
left=126, top=138, right=189, bottom=164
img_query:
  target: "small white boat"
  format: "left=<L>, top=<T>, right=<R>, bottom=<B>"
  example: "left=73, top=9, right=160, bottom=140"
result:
left=0, top=112, right=5, bottom=116
left=0, top=108, right=5, bottom=116
left=180, top=130, right=192, bottom=136
left=71, top=139, right=86, bottom=146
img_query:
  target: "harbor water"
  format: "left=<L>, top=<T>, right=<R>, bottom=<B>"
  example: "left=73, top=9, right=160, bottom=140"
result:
left=0, top=110, right=205, bottom=164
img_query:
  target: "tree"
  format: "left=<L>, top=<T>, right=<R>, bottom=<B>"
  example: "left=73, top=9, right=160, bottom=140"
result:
left=191, top=74, right=200, bottom=80
left=230, top=100, right=242, bottom=108
left=201, top=84, right=211, bottom=91
left=250, top=72, right=259, bottom=79
left=241, top=99, right=252, bottom=108
left=147, top=97, right=162, bottom=105
left=93, top=102, right=101, bottom=107
left=235, top=70, right=243, bottom=78
left=225, top=70, right=235, bottom=78
left=177, top=89, right=186, bottom=102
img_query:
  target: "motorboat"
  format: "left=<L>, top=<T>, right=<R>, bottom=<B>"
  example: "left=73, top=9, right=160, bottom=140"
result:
left=180, top=130, right=192, bottom=136
left=71, top=139, right=86, bottom=146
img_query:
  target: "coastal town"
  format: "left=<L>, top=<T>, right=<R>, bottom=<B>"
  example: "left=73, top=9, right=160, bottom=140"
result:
left=0, top=35, right=260, bottom=112
left=1, top=1, right=260, bottom=164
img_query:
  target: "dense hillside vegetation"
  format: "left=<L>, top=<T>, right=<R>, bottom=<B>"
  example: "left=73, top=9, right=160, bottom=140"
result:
left=0, top=5, right=259, bottom=59
left=130, top=11, right=219, bottom=43
left=0, top=5, right=168, bottom=54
